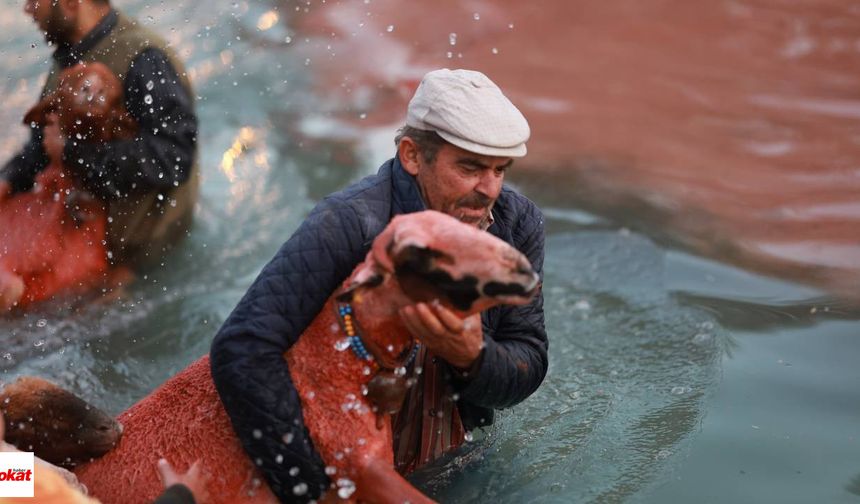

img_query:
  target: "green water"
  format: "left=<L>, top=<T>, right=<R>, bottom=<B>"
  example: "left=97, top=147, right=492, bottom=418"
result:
left=1, top=1, right=858, bottom=503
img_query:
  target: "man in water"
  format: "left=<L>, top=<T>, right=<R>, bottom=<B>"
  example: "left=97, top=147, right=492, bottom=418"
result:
left=211, top=68, right=547, bottom=501
left=0, top=0, right=198, bottom=269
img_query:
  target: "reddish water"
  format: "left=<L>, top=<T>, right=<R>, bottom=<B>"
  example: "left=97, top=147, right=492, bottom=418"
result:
left=286, top=0, right=860, bottom=300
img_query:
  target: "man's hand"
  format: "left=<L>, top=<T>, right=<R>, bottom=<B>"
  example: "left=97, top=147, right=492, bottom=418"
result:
left=157, top=458, right=210, bottom=504
left=0, top=270, right=24, bottom=312
left=0, top=180, right=10, bottom=204
left=42, top=114, right=65, bottom=166
left=399, top=300, right=483, bottom=370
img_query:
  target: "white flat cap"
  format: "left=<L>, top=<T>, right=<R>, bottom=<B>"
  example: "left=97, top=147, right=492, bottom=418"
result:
left=406, top=68, right=530, bottom=157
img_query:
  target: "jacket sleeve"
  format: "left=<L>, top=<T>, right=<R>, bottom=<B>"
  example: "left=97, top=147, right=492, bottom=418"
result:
left=0, top=126, right=49, bottom=192
left=452, top=204, right=548, bottom=409
left=210, top=199, right=367, bottom=502
left=63, top=48, right=197, bottom=201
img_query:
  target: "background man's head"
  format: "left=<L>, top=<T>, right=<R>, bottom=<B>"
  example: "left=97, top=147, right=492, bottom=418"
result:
left=24, top=0, right=110, bottom=45
left=396, top=69, right=530, bottom=229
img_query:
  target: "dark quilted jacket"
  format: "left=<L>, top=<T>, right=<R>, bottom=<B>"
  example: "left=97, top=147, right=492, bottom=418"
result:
left=210, top=156, right=547, bottom=502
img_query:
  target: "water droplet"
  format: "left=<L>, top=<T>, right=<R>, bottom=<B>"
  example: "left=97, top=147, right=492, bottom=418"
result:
left=671, top=386, right=690, bottom=395
left=285, top=36, right=292, bottom=44
left=275, top=454, right=283, bottom=464
left=449, top=33, right=457, bottom=46
left=574, top=300, right=591, bottom=311
left=491, top=47, right=499, bottom=55
left=252, top=429, right=262, bottom=439
left=36, top=319, right=47, bottom=328
left=282, top=432, right=294, bottom=444
left=292, top=483, right=308, bottom=496
left=692, top=332, right=711, bottom=345
left=337, top=478, right=356, bottom=498
left=33, top=340, right=45, bottom=348
left=144, top=94, right=153, bottom=105
left=654, top=449, right=672, bottom=460
left=386, top=25, right=394, bottom=33
left=334, top=338, right=351, bottom=351
left=146, top=80, right=154, bottom=91
left=325, top=466, right=337, bottom=475
left=508, top=23, right=515, bottom=29
left=394, top=366, right=406, bottom=377
left=359, top=113, right=367, bottom=119
left=473, top=13, right=480, bottom=20
left=464, top=431, right=474, bottom=442
left=289, top=466, right=300, bottom=476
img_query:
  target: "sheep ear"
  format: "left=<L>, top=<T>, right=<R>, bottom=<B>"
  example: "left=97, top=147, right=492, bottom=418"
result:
left=23, top=96, right=56, bottom=127
left=351, top=262, right=384, bottom=288
left=371, top=222, right=431, bottom=274
left=336, top=260, right=385, bottom=302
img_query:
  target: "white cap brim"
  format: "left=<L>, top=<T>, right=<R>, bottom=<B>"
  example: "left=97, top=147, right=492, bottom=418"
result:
left=434, top=129, right=527, bottom=158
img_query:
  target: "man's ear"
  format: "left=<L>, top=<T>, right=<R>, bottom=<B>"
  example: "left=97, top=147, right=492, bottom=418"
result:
left=397, top=136, right=421, bottom=176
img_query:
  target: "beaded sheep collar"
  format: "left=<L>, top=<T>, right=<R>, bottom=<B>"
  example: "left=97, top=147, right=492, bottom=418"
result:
left=335, top=300, right=421, bottom=418
left=335, top=301, right=419, bottom=372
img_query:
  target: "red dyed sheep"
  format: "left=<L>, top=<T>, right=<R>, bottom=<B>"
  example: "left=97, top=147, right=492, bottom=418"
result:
left=69, top=211, right=538, bottom=503
left=0, top=62, right=136, bottom=312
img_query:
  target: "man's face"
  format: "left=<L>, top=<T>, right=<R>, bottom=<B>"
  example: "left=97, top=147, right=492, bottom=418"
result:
left=409, top=142, right=513, bottom=229
left=24, top=0, right=75, bottom=45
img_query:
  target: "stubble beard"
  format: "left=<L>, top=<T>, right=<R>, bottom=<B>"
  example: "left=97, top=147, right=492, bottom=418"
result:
left=42, top=5, right=74, bottom=45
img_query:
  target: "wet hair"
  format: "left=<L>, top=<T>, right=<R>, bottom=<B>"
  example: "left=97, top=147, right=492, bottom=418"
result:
left=394, top=126, right=447, bottom=165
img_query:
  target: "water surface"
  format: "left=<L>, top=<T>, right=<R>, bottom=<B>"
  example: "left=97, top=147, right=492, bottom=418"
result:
left=1, top=2, right=858, bottom=503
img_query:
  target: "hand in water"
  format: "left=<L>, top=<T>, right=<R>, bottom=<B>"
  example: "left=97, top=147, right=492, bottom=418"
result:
left=42, top=113, right=65, bottom=166
left=0, top=180, right=10, bottom=204
left=157, top=458, right=211, bottom=504
left=0, top=270, right=25, bottom=312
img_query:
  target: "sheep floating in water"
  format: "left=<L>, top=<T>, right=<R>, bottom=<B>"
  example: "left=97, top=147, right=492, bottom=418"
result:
left=48, top=210, right=539, bottom=504
left=0, top=62, right=136, bottom=312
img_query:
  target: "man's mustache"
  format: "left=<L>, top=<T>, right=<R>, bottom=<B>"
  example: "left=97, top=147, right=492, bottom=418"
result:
left=457, top=194, right=494, bottom=209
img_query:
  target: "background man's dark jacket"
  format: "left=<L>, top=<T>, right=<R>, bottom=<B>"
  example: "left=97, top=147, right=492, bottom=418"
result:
left=210, top=157, right=547, bottom=502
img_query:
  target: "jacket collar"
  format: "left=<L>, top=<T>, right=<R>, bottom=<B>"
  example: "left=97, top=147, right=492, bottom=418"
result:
left=52, top=9, right=118, bottom=68
left=389, top=154, right=426, bottom=218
